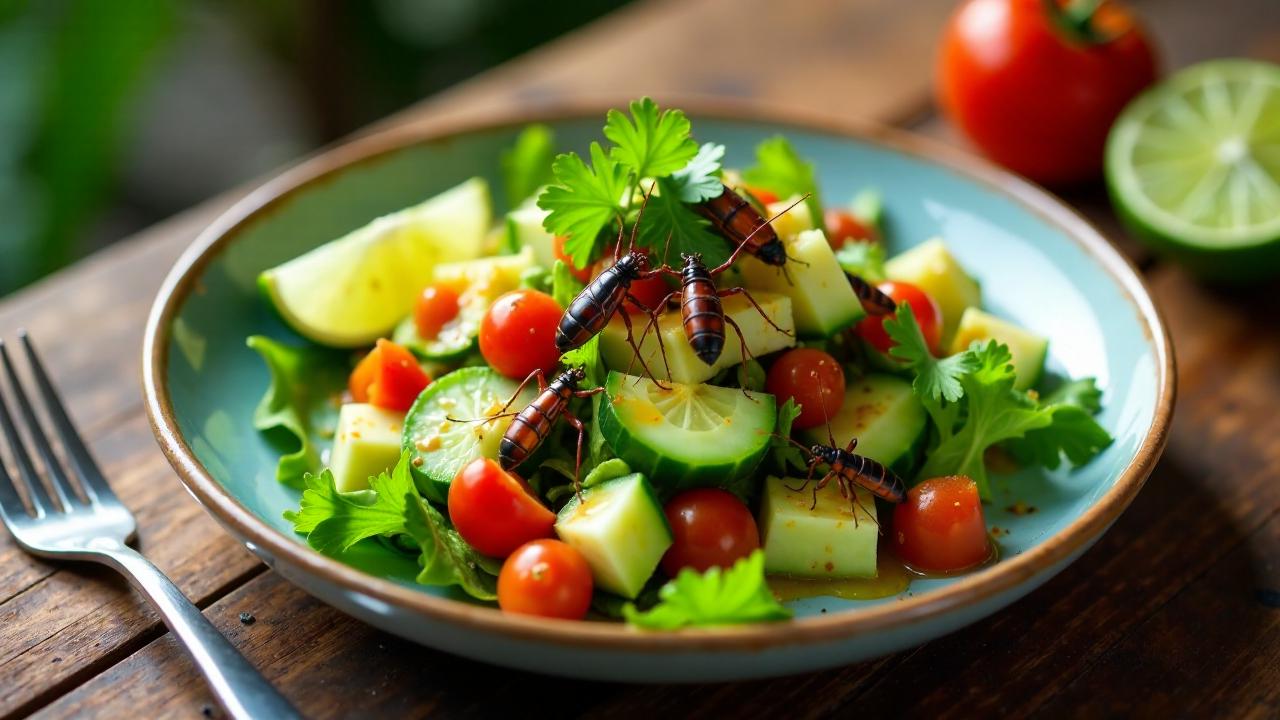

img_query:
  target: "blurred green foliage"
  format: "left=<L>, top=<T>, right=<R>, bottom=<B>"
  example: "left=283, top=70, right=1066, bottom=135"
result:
left=0, top=0, right=629, bottom=297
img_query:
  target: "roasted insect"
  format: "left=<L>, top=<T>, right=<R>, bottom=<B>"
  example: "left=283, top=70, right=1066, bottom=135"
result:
left=847, top=274, right=897, bottom=316
left=450, top=366, right=603, bottom=488
left=695, top=183, right=788, bottom=266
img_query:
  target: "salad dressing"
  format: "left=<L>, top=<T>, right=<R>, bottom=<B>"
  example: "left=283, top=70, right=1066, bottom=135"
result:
left=768, top=550, right=911, bottom=602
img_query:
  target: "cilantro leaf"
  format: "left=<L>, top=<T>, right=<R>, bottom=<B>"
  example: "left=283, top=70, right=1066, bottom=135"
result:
left=768, top=397, right=809, bottom=475
left=635, top=177, right=728, bottom=267
left=604, top=97, right=698, bottom=179
left=884, top=305, right=977, bottom=405
left=403, top=493, right=498, bottom=601
left=623, top=550, right=791, bottom=629
left=538, top=142, right=627, bottom=267
left=1041, top=376, right=1104, bottom=414
left=247, top=336, right=347, bottom=489
left=742, top=136, right=823, bottom=223
left=835, top=241, right=888, bottom=283
left=501, top=124, right=555, bottom=205
left=284, top=453, right=415, bottom=555
left=1004, top=404, right=1113, bottom=470
left=668, top=142, right=725, bottom=202
left=560, top=332, right=604, bottom=388
left=916, top=341, right=1057, bottom=498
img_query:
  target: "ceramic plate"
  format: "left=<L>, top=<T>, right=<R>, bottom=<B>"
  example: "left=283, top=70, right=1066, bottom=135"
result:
left=143, top=104, right=1174, bottom=682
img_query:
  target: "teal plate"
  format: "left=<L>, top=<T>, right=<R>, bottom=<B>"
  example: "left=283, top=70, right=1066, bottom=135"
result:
left=143, top=104, right=1174, bottom=682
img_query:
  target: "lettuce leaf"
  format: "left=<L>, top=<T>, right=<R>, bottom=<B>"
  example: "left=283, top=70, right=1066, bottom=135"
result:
left=247, top=335, right=348, bottom=488
left=623, top=550, right=791, bottom=629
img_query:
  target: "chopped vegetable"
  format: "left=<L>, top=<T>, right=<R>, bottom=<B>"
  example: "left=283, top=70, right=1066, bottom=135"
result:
left=623, top=550, right=791, bottom=629
left=742, top=136, right=823, bottom=225
left=500, top=124, right=556, bottom=205
left=498, top=539, right=593, bottom=619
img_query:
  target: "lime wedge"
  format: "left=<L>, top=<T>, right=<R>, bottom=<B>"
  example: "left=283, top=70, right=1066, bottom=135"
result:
left=1106, top=60, right=1280, bottom=282
left=259, top=178, right=491, bottom=347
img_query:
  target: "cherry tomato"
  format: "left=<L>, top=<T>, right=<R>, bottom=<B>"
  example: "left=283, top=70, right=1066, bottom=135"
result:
left=824, top=209, right=878, bottom=247
left=892, top=475, right=991, bottom=572
left=554, top=235, right=594, bottom=283
left=348, top=339, right=430, bottom=412
left=742, top=185, right=779, bottom=206
left=414, top=283, right=462, bottom=339
left=937, top=0, right=1157, bottom=185
left=448, top=458, right=555, bottom=558
left=479, top=289, right=562, bottom=379
left=855, top=281, right=942, bottom=357
left=765, top=348, right=846, bottom=431
left=660, top=489, right=760, bottom=576
left=498, top=539, right=594, bottom=619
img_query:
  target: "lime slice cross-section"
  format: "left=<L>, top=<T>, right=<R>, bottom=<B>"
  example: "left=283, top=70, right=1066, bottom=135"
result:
left=259, top=177, right=491, bottom=347
left=1106, top=60, right=1280, bottom=282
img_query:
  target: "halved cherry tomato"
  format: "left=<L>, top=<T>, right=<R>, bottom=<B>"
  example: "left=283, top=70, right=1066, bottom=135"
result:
left=498, top=539, right=593, bottom=619
left=479, top=289, right=563, bottom=379
left=554, top=235, right=593, bottom=283
left=348, top=339, right=430, bottom=412
left=824, top=209, right=878, bottom=247
left=414, top=283, right=462, bottom=339
left=855, top=281, right=943, bottom=357
left=661, top=488, right=760, bottom=575
left=765, top=348, right=845, bottom=431
left=742, top=185, right=779, bottom=206
left=448, top=458, right=555, bottom=558
left=892, top=475, right=991, bottom=573
left=937, top=0, right=1157, bottom=184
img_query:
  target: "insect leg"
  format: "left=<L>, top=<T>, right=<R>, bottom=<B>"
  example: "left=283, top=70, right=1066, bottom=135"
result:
left=722, top=313, right=758, bottom=399
left=716, top=286, right=793, bottom=336
left=626, top=290, right=678, bottom=381
left=619, top=305, right=669, bottom=390
left=564, top=410, right=588, bottom=499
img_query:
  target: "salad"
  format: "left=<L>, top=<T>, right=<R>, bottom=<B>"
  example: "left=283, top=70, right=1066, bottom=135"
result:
left=249, top=99, right=1113, bottom=627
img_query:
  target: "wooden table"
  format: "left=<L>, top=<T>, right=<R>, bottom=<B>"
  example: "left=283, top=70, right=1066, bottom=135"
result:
left=3, top=0, right=1278, bottom=717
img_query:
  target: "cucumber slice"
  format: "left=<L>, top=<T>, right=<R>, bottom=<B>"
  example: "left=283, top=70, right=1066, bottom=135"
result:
left=802, top=373, right=926, bottom=478
left=555, top=472, right=672, bottom=598
left=259, top=177, right=490, bottom=347
left=758, top=476, right=877, bottom=579
left=393, top=248, right=535, bottom=360
left=596, top=371, right=775, bottom=496
left=948, top=307, right=1048, bottom=391
left=401, top=367, right=536, bottom=503
left=739, top=228, right=865, bottom=338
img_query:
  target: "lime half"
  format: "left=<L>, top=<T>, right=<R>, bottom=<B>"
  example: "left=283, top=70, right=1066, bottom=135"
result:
left=1106, top=60, right=1280, bottom=282
left=259, top=177, right=491, bottom=347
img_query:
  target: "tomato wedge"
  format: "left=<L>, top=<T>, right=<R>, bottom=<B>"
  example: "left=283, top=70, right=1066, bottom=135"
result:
left=348, top=339, right=430, bottom=412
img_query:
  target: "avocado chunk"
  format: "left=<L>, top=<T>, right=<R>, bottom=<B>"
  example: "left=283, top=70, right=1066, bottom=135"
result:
left=764, top=196, right=816, bottom=238
left=329, top=403, right=406, bottom=492
left=758, top=476, right=878, bottom=579
left=598, top=291, right=795, bottom=384
left=802, top=373, right=927, bottom=478
left=949, top=307, right=1048, bottom=391
left=740, top=228, right=866, bottom=338
left=884, top=238, right=981, bottom=345
left=555, top=473, right=673, bottom=598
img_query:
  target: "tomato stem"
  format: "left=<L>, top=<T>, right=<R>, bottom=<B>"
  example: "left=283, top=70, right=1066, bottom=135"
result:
left=1041, top=0, right=1121, bottom=45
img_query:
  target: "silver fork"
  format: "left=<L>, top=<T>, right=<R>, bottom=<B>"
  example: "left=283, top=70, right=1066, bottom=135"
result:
left=0, top=332, right=300, bottom=720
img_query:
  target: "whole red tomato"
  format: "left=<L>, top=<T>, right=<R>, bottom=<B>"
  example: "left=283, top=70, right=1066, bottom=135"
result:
left=765, top=348, right=846, bottom=431
left=479, top=289, right=562, bottom=380
left=498, top=539, right=593, bottom=620
left=661, top=489, right=760, bottom=576
left=937, top=0, right=1157, bottom=185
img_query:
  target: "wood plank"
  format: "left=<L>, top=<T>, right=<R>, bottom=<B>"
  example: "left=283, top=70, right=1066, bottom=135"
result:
left=0, top=412, right=263, bottom=719
left=1050, top=512, right=1279, bottom=717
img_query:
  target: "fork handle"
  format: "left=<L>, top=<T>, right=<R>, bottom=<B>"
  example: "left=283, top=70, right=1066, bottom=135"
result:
left=96, top=543, right=303, bottom=720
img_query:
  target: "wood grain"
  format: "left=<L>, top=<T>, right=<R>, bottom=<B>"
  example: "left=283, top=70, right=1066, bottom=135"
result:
left=4, top=0, right=1280, bottom=717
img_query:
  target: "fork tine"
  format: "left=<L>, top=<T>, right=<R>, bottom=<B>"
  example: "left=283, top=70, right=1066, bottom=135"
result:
left=0, top=340, right=77, bottom=510
left=18, top=332, right=114, bottom=504
left=0, top=441, right=30, bottom=523
left=0, top=344, right=54, bottom=517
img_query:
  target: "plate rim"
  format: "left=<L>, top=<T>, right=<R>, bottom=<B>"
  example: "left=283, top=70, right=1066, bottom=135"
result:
left=142, top=98, right=1176, bottom=653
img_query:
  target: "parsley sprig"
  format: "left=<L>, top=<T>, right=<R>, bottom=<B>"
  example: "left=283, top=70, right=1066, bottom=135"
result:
left=884, top=306, right=1113, bottom=498
left=623, top=550, right=791, bottom=629
left=537, top=98, right=726, bottom=269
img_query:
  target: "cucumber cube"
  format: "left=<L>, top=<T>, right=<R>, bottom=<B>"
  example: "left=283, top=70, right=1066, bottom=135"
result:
left=764, top=196, right=816, bottom=238
left=949, top=307, right=1048, bottom=391
left=884, top=238, right=981, bottom=345
left=759, top=476, right=878, bottom=579
left=598, top=291, right=795, bottom=385
left=555, top=473, right=672, bottom=598
left=330, top=403, right=406, bottom=492
left=504, top=204, right=555, bottom=269
left=740, top=229, right=865, bottom=338
left=802, top=373, right=927, bottom=478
